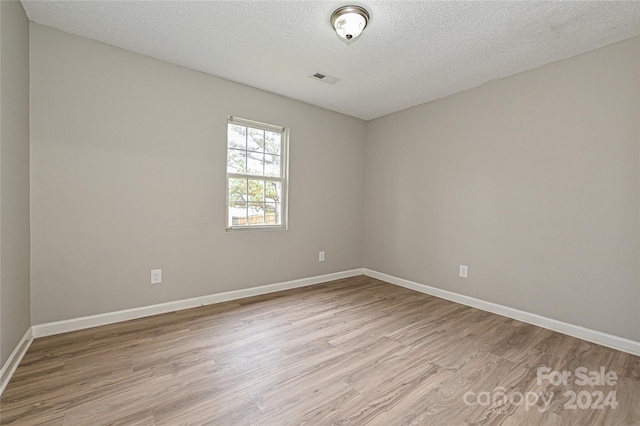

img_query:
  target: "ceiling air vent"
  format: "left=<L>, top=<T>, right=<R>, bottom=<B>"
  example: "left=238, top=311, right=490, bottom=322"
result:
left=311, top=72, right=338, bottom=84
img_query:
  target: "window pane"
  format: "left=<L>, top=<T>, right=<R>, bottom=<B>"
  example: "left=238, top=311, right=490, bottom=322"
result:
left=248, top=179, right=265, bottom=202
left=246, top=152, right=264, bottom=175
left=248, top=128, right=264, bottom=152
left=265, top=181, right=281, bottom=203
left=265, top=202, right=279, bottom=225
left=227, top=149, right=246, bottom=174
left=265, top=131, right=281, bottom=155
left=248, top=203, right=266, bottom=225
left=228, top=124, right=246, bottom=149
left=229, top=202, right=247, bottom=226
left=228, top=178, right=247, bottom=202
left=264, top=154, right=281, bottom=177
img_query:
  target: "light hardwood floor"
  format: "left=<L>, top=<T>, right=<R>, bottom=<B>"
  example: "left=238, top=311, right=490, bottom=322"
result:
left=1, top=276, right=638, bottom=425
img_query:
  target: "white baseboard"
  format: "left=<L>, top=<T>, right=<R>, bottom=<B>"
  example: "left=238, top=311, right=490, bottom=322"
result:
left=15, top=267, right=638, bottom=398
left=0, top=328, right=33, bottom=396
left=32, top=269, right=364, bottom=338
left=364, top=269, right=640, bottom=357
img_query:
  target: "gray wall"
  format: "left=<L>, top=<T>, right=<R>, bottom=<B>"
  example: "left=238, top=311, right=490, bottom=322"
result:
left=0, top=0, right=30, bottom=366
left=364, top=37, right=640, bottom=341
left=26, top=22, right=640, bottom=344
left=29, top=24, right=366, bottom=325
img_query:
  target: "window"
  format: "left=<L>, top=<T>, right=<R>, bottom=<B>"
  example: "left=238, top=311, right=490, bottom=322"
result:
left=226, top=116, right=289, bottom=231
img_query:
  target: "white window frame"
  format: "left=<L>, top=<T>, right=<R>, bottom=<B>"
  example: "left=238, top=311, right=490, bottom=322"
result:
left=226, top=116, right=289, bottom=232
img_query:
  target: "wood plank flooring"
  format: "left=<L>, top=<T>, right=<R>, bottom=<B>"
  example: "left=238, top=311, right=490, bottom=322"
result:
left=1, top=276, right=638, bottom=425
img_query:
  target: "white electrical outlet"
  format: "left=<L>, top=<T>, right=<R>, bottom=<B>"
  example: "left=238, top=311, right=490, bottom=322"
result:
left=459, top=265, right=468, bottom=278
left=319, top=251, right=325, bottom=262
left=151, top=269, right=162, bottom=284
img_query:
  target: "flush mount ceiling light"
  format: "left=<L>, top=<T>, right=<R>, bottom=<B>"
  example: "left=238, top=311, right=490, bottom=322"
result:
left=330, top=5, right=369, bottom=41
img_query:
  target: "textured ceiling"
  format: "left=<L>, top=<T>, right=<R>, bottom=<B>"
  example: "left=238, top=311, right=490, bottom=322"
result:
left=20, top=1, right=640, bottom=121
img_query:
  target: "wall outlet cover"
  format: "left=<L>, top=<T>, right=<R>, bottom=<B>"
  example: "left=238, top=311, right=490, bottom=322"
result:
left=459, top=265, right=468, bottom=278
